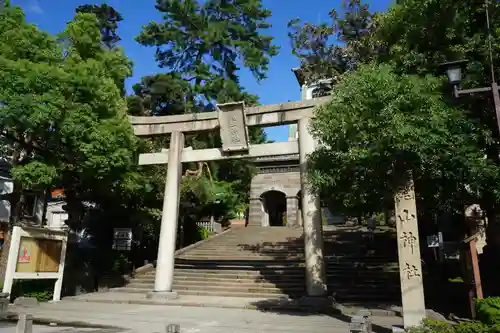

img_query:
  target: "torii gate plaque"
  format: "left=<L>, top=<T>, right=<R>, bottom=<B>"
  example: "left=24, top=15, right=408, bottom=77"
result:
left=129, top=97, right=329, bottom=300
left=217, top=102, right=250, bottom=152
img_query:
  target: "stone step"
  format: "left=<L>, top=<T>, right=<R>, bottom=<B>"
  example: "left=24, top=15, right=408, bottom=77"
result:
left=176, top=289, right=290, bottom=298
left=112, top=287, right=290, bottom=299
left=178, top=247, right=302, bottom=251
left=174, top=261, right=305, bottom=268
left=181, top=249, right=305, bottom=254
left=191, top=242, right=392, bottom=247
left=176, top=257, right=396, bottom=263
left=170, top=274, right=306, bottom=281
left=176, top=255, right=305, bottom=260
left=177, top=248, right=394, bottom=256
left=148, top=269, right=304, bottom=276
left=128, top=280, right=398, bottom=293
left=138, top=273, right=397, bottom=284
left=172, top=284, right=302, bottom=294
left=114, top=285, right=296, bottom=296
left=127, top=280, right=304, bottom=289
left=114, top=286, right=399, bottom=300
left=176, top=255, right=396, bottom=262
left=173, top=266, right=398, bottom=273
left=143, top=267, right=398, bottom=277
left=172, top=262, right=398, bottom=271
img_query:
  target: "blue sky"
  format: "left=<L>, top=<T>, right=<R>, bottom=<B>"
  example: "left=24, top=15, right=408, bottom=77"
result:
left=13, top=0, right=393, bottom=142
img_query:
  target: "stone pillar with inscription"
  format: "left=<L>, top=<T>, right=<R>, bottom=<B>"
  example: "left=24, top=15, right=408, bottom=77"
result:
left=394, top=171, right=426, bottom=328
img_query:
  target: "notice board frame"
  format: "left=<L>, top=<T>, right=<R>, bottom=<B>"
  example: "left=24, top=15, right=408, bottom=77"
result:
left=2, top=226, right=68, bottom=301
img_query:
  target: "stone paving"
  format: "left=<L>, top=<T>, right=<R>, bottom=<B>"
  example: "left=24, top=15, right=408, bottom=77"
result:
left=0, top=322, right=122, bottom=333
left=8, top=300, right=403, bottom=333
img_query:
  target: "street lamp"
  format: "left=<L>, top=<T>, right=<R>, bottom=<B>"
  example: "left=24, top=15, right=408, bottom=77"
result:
left=440, top=59, right=500, bottom=105
left=442, top=60, right=467, bottom=87
left=440, top=60, right=500, bottom=132
left=440, top=1, right=500, bottom=133
left=441, top=59, right=500, bottom=135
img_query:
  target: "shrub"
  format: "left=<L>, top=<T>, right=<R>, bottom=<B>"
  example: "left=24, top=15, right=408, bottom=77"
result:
left=197, top=226, right=210, bottom=240
left=405, top=319, right=499, bottom=333
left=455, top=322, right=498, bottom=333
left=10, top=280, right=54, bottom=302
left=406, top=319, right=456, bottom=333
left=476, top=297, right=500, bottom=325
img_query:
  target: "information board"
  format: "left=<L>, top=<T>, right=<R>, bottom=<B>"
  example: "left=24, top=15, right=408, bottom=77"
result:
left=16, top=237, right=62, bottom=273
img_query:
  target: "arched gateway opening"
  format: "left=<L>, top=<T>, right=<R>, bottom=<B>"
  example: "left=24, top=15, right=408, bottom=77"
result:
left=260, top=190, right=286, bottom=226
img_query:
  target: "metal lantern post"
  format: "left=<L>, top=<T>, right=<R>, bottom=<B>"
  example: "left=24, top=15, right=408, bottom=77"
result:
left=439, top=0, right=497, bottom=319
left=440, top=59, right=500, bottom=135
left=441, top=1, right=500, bottom=133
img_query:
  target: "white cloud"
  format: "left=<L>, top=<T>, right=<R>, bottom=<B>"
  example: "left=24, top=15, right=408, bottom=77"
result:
left=26, top=0, right=43, bottom=14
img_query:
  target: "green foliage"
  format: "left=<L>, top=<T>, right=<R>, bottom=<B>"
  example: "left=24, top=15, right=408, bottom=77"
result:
left=367, top=0, right=500, bottom=217
left=127, top=0, right=277, bottom=238
left=406, top=319, right=500, bottom=333
left=197, top=226, right=211, bottom=241
left=406, top=319, right=456, bottom=333
left=476, top=297, right=500, bottom=325
left=10, top=280, right=54, bottom=302
left=76, top=4, right=123, bottom=49
left=136, top=0, right=278, bottom=89
left=0, top=6, right=136, bottom=203
left=288, top=0, right=378, bottom=86
left=309, top=63, right=498, bottom=217
left=375, top=212, right=385, bottom=225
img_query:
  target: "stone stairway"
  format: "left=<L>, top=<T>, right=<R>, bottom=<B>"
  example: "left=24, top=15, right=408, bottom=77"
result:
left=114, top=226, right=400, bottom=303
left=323, top=226, right=400, bottom=303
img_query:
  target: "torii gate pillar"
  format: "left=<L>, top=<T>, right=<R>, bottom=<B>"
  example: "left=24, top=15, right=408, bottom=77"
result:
left=147, top=131, right=184, bottom=299
left=298, top=117, right=327, bottom=296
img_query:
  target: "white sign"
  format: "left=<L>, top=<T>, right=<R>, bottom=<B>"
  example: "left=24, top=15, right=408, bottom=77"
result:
left=427, top=232, right=443, bottom=248
left=113, top=228, right=132, bottom=251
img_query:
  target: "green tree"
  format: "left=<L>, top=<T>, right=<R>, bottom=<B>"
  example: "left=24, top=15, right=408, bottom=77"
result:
left=288, top=0, right=378, bottom=90
left=136, top=0, right=278, bottom=102
left=75, top=4, right=124, bottom=49
left=0, top=5, right=137, bottom=276
left=75, top=4, right=128, bottom=95
left=364, top=0, right=500, bottom=296
left=309, top=64, right=498, bottom=221
left=130, top=0, right=278, bottom=227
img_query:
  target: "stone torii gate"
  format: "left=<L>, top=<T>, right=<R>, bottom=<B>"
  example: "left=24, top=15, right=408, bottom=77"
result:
left=128, top=97, right=426, bottom=328
left=128, top=97, right=330, bottom=300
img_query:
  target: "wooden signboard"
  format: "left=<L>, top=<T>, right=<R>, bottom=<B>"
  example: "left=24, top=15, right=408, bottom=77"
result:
left=2, top=226, right=68, bottom=301
left=15, top=237, right=62, bottom=273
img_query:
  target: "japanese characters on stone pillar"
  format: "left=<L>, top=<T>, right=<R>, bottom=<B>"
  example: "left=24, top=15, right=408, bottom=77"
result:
left=394, top=171, right=426, bottom=328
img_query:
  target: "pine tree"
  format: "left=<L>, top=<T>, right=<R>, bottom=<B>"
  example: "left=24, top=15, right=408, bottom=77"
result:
left=76, top=4, right=124, bottom=49
left=288, top=0, right=377, bottom=88
left=130, top=0, right=279, bottom=226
